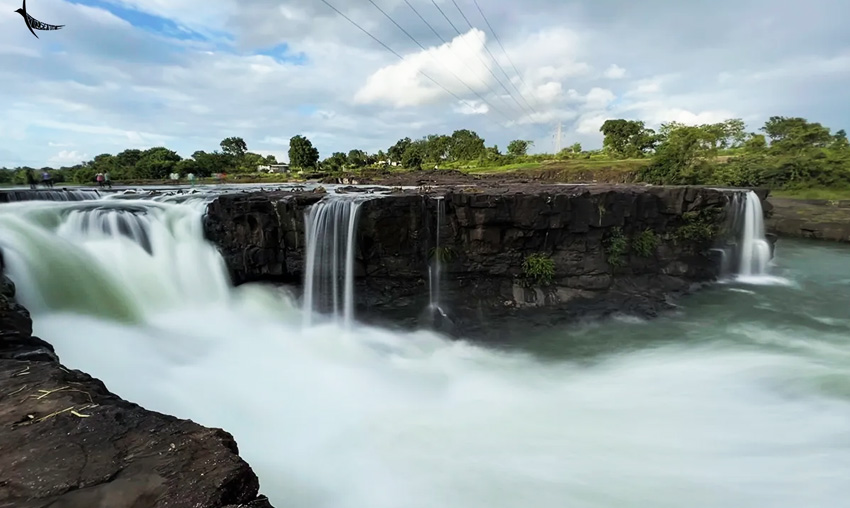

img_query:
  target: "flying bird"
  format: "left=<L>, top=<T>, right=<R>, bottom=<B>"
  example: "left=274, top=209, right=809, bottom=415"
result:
left=14, top=0, right=63, bottom=39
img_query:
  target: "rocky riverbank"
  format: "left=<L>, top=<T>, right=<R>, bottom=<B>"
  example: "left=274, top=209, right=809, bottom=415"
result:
left=0, top=277, right=273, bottom=508
left=204, top=184, right=770, bottom=338
left=767, top=197, right=850, bottom=243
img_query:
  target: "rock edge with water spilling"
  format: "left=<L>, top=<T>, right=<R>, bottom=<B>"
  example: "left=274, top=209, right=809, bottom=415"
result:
left=204, top=183, right=773, bottom=338
left=0, top=276, right=274, bottom=508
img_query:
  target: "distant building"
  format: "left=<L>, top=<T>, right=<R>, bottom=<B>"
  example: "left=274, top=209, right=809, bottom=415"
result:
left=257, top=163, right=290, bottom=173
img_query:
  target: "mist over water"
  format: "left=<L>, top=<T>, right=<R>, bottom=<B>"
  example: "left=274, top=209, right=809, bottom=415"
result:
left=2, top=198, right=849, bottom=508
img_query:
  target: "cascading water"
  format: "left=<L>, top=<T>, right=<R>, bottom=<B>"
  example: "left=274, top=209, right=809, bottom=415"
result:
left=1, top=195, right=849, bottom=508
left=2, top=189, right=101, bottom=202
left=0, top=199, right=231, bottom=320
left=737, top=191, right=772, bottom=277
left=302, top=196, right=365, bottom=328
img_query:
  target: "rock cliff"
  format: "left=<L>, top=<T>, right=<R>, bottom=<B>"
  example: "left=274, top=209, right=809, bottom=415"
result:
left=205, top=184, right=767, bottom=337
left=0, top=276, right=273, bottom=508
left=767, top=197, right=850, bottom=243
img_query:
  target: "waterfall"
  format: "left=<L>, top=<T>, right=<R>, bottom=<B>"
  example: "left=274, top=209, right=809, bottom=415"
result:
left=3, top=189, right=101, bottom=202
left=0, top=200, right=231, bottom=321
left=737, top=191, right=771, bottom=277
left=302, top=197, right=366, bottom=328
left=429, top=197, right=445, bottom=309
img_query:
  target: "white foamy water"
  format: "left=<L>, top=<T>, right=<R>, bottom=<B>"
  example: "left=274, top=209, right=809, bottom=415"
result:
left=1, top=198, right=849, bottom=508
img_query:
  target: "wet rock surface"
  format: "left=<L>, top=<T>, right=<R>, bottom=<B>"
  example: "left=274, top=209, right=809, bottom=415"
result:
left=0, top=278, right=273, bottom=508
left=205, top=184, right=765, bottom=338
left=767, top=197, right=850, bottom=243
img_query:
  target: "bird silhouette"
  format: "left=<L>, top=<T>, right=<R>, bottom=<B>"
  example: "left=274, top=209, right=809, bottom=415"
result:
left=14, top=0, right=63, bottom=39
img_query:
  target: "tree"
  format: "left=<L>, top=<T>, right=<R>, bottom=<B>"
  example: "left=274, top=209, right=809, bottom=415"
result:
left=191, top=150, right=228, bottom=177
left=237, top=152, right=266, bottom=173
left=600, top=119, right=657, bottom=158
left=388, top=137, right=412, bottom=163
left=347, top=149, right=367, bottom=168
left=176, top=158, right=199, bottom=176
left=761, top=116, right=833, bottom=153
left=722, top=118, right=748, bottom=147
left=288, top=135, right=319, bottom=169
left=322, top=152, right=348, bottom=172
left=638, top=125, right=717, bottom=184
left=115, top=149, right=143, bottom=176
left=507, top=139, right=533, bottom=156
left=422, top=134, right=451, bottom=162
left=220, top=137, right=248, bottom=158
left=570, top=142, right=582, bottom=154
left=88, top=153, right=118, bottom=176
left=401, top=142, right=425, bottom=169
left=744, top=134, right=767, bottom=152
left=135, top=147, right=181, bottom=179
left=831, top=129, right=849, bottom=151
left=485, top=145, right=502, bottom=161
left=448, top=129, right=485, bottom=161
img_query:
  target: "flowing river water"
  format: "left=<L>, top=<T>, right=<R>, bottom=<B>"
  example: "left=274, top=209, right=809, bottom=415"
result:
left=0, top=195, right=848, bottom=508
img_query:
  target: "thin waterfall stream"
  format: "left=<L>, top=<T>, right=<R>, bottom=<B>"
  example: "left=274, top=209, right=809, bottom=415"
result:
left=302, top=196, right=368, bottom=328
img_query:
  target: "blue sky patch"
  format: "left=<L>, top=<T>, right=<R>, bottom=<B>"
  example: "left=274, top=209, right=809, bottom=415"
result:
left=70, top=0, right=209, bottom=41
left=254, top=43, right=308, bottom=65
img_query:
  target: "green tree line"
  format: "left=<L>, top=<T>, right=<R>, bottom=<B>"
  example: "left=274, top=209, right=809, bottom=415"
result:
left=621, top=116, right=850, bottom=189
left=2, top=116, right=847, bottom=191
left=0, top=137, right=279, bottom=185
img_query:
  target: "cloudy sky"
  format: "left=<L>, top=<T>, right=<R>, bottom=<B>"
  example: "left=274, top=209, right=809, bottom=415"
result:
left=1, top=0, right=848, bottom=167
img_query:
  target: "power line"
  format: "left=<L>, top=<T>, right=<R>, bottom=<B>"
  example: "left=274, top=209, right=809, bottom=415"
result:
left=318, top=0, right=485, bottom=117
left=364, top=0, right=512, bottom=121
left=449, top=0, right=538, bottom=116
left=401, top=0, right=523, bottom=117
left=471, top=0, right=538, bottom=112
left=429, top=0, right=531, bottom=117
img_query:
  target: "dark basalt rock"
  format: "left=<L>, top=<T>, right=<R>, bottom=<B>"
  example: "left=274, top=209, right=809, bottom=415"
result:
left=766, top=197, right=850, bottom=243
left=0, top=280, right=274, bottom=508
left=204, top=184, right=769, bottom=338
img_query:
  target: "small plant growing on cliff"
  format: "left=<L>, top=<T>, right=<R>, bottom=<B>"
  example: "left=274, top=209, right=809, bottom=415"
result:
left=428, top=246, right=456, bottom=264
left=676, top=208, right=720, bottom=243
left=522, top=253, right=555, bottom=286
left=632, top=229, right=659, bottom=257
left=605, top=227, right=628, bottom=267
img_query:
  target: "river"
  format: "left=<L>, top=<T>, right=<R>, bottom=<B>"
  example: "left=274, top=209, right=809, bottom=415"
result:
left=1, top=196, right=848, bottom=508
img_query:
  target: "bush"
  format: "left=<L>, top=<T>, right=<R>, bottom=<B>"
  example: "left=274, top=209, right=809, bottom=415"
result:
left=522, top=254, right=555, bottom=286
left=605, top=227, right=628, bottom=267
left=676, top=209, right=720, bottom=243
left=633, top=229, right=659, bottom=257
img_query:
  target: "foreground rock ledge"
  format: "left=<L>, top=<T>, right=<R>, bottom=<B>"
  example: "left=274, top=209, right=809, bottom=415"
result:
left=0, top=279, right=274, bottom=508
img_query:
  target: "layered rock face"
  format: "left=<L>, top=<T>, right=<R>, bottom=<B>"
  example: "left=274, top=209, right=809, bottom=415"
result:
left=767, top=197, right=850, bottom=243
left=205, top=184, right=765, bottom=337
left=0, top=276, right=273, bottom=508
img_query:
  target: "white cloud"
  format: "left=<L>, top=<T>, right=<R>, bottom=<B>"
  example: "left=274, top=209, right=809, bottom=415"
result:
left=453, top=100, right=489, bottom=115
left=48, top=150, right=89, bottom=166
left=354, top=29, right=495, bottom=109
left=584, top=88, right=616, bottom=109
left=0, top=0, right=848, bottom=167
left=603, top=64, right=626, bottom=79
